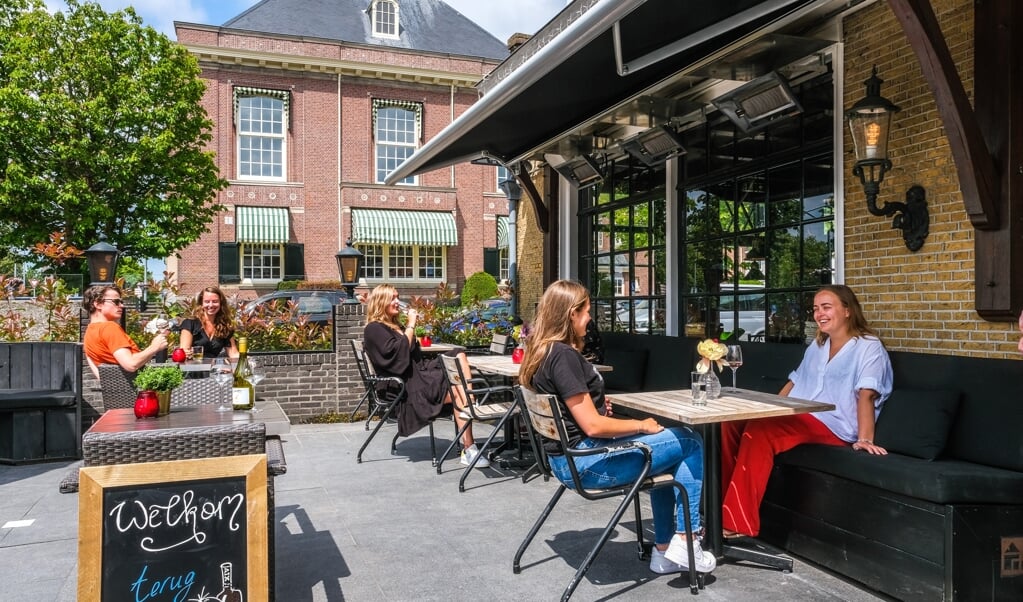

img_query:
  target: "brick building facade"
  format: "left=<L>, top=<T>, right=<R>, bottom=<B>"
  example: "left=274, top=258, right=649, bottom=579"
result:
left=841, top=0, right=1019, bottom=358
left=171, top=0, right=512, bottom=302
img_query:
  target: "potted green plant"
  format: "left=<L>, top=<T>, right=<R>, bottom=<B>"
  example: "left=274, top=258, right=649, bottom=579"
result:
left=133, top=365, right=185, bottom=416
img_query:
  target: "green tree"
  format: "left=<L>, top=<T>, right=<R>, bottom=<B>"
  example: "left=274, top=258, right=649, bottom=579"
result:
left=0, top=0, right=226, bottom=272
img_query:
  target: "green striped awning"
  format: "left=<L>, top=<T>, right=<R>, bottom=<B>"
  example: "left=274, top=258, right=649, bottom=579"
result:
left=497, top=216, right=509, bottom=248
left=352, top=209, right=458, bottom=246
left=236, top=206, right=290, bottom=243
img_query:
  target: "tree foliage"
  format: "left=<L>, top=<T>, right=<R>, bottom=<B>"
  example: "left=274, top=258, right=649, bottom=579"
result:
left=0, top=0, right=226, bottom=269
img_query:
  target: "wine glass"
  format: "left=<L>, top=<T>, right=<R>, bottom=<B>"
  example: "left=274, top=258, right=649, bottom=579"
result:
left=725, top=344, right=743, bottom=391
left=210, top=356, right=234, bottom=412
left=245, top=358, right=265, bottom=413
left=246, top=357, right=266, bottom=387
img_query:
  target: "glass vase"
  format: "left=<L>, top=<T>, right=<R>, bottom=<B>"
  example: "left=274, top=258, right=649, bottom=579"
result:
left=704, top=369, right=721, bottom=400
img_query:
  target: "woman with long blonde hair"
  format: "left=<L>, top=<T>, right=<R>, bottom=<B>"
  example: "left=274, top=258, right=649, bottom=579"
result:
left=364, top=284, right=487, bottom=467
left=520, top=280, right=715, bottom=575
left=721, top=284, right=893, bottom=539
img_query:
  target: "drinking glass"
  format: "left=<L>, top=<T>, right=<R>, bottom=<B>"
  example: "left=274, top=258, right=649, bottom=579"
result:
left=690, top=371, right=707, bottom=406
left=190, top=346, right=204, bottom=363
left=210, top=356, right=234, bottom=412
left=725, top=345, right=743, bottom=391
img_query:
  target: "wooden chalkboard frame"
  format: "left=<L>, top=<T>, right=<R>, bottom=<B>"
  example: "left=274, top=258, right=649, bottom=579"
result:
left=77, top=454, right=269, bottom=601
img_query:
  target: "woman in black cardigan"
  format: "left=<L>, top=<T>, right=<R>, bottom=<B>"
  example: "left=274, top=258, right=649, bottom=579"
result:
left=363, top=284, right=487, bottom=467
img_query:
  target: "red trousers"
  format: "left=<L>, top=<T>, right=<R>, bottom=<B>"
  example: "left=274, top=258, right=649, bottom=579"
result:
left=721, top=413, right=845, bottom=537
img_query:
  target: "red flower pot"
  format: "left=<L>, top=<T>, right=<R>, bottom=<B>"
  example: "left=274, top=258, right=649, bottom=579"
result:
left=134, top=390, right=160, bottom=418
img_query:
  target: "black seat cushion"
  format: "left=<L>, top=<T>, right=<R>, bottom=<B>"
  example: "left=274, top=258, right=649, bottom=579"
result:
left=874, top=388, right=961, bottom=460
left=0, top=389, right=76, bottom=410
left=776, top=444, right=1023, bottom=505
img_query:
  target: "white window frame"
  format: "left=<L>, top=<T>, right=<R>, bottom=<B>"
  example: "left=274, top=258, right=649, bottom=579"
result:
left=373, top=100, right=421, bottom=185
left=240, top=243, right=283, bottom=283
left=499, top=247, right=509, bottom=281
left=496, top=165, right=510, bottom=192
left=371, top=0, right=399, bottom=39
left=358, top=244, right=447, bottom=283
left=235, top=91, right=288, bottom=182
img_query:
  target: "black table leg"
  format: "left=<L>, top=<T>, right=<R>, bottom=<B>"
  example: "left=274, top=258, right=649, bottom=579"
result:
left=703, top=423, right=723, bottom=557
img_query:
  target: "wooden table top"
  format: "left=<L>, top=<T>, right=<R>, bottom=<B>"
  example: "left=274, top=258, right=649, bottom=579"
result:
left=610, top=388, right=833, bottom=425
left=87, top=400, right=291, bottom=437
left=149, top=361, right=212, bottom=373
left=467, top=354, right=612, bottom=378
left=418, top=343, right=462, bottom=354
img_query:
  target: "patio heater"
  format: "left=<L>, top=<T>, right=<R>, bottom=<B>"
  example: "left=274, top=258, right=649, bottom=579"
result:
left=335, top=240, right=364, bottom=303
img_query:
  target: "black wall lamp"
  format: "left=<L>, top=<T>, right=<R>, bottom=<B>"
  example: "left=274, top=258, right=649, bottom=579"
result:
left=846, top=66, right=929, bottom=251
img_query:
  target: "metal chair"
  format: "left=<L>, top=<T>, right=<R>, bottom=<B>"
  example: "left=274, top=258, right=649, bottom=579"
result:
left=490, top=333, right=513, bottom=355
left=437, top=354, right=535, bottom=491
left=514, top=386, right=702, bottom=600
left=351, top=339, right=441, bottom=465
left=96, top=363, right=138, bottom=410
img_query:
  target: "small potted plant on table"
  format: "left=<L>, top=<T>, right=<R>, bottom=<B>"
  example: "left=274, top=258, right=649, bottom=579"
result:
left=132, top=365, right=185, bottom=417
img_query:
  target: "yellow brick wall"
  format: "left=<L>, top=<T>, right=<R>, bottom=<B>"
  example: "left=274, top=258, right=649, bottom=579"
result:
left=843, top=0, right=1020, bottom=359
left=516, top=168, right=547, bottom=325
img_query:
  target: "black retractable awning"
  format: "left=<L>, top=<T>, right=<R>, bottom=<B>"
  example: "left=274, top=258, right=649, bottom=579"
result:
left=386, top=0, right=826, bottom=184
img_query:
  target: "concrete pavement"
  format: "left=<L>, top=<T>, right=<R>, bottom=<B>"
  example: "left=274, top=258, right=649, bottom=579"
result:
left=1, top=421, right=890, bottom=601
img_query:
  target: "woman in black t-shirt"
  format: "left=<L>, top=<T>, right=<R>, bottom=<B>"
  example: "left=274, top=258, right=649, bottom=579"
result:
left=363, top=284, right=488, bottom=468
left=519, top=280, right=715, bottom=575
left=179, top=286, right=238, bottom=359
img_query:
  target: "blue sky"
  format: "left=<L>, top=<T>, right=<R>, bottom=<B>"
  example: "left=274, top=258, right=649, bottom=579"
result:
left=45, top=1, right=568, bottom=44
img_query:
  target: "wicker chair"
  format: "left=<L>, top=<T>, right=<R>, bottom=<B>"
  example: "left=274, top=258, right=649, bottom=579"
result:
left=171, top=377, right=228, bottom=407
left=96, top=364, right=138, bottom=410
left=59, top=422, right=286, bottom=600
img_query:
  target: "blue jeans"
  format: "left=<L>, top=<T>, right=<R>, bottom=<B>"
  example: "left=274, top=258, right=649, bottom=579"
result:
left=549, top=426, right=704, bottom=545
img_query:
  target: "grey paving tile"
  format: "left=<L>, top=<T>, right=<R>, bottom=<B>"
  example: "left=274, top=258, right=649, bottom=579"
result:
left=0, top=422, right=889, bottom=602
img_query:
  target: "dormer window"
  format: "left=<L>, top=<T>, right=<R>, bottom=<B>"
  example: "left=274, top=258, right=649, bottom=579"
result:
left=371, top=0, right=399, bottom=39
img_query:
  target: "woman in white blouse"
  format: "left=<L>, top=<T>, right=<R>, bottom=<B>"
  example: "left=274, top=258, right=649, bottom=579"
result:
left=720, top=284, right=893, bottom=538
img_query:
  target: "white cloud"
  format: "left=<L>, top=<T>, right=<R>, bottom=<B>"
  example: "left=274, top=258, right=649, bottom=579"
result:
left=440, top=0, right=567, bottom=43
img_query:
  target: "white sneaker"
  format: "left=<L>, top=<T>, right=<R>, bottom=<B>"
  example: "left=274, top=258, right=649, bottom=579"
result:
left=649, top=547, right=686, bottom=574
left=459, top=444, right=491, bottom=469
left=664, top=534, right=716, bottom=573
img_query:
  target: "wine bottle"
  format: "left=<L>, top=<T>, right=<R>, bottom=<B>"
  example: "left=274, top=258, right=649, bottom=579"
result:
left=217, top=562, right=244, bottom=602
left=232, top=337, right=255, bottom=410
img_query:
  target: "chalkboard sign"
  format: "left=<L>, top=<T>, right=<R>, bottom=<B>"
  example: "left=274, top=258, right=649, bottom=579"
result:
left=78, top=455, right=268, bottom=602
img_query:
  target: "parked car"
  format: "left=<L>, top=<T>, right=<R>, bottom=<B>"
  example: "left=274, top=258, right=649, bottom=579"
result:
left=242, top=290, right=347, bottom=326
left=717, top=293, right=766, bottom=341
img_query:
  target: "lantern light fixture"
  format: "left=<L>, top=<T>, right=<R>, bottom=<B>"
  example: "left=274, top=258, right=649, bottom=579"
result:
left=84, top=234, right=120, bottom=286
left=335, top=240, right=364, bottom=303
left=846, top=66, right=929, bottom=251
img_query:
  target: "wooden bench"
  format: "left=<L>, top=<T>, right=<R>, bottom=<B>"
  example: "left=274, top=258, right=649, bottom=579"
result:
left=0, top=342, right=83, bottom=463
left=602, top=333, right=1023, bottom=601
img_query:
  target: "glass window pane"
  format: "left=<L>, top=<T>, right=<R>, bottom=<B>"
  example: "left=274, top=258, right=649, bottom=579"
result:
left=768, top=227, right=801, bottom=289
left=768, top=163, right=802, bottom=226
